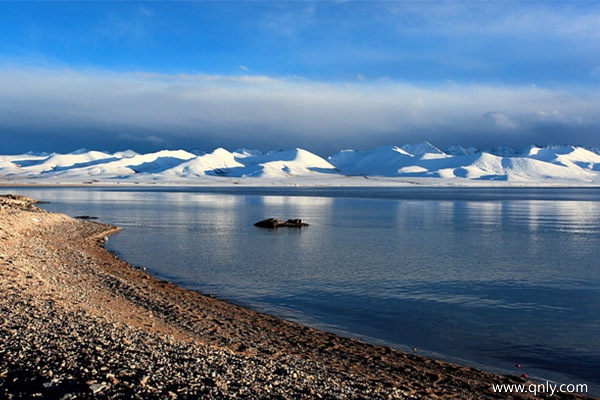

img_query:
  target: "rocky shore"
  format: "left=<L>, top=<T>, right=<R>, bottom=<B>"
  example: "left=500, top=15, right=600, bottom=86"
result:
left=0, top=194, right=593, bottom=399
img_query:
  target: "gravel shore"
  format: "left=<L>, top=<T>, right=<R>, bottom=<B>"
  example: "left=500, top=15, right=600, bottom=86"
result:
left=0, top=194, right=593, bottom=399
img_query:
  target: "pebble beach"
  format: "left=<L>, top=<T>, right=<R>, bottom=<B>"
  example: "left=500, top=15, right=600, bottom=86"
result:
left=0, top=194, right=594, bottom=399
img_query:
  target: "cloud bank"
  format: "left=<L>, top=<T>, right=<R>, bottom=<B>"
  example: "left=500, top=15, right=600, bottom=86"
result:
left=0, top=67, right=599, bottom=154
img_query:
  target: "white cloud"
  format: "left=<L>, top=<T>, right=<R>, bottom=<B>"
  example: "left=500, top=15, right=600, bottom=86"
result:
left=0, top=67, right=599, bottom=151
left=384, top=2, right=600, bottom=41
left=535, top=110, right=567, bottom=123
left=484, top=112, right=520, bottom=130
left=139, top=6, right=153, bottom=17
left=257, top=3, right=317, bottom=38
left=117, top=133, right=165, bottom=145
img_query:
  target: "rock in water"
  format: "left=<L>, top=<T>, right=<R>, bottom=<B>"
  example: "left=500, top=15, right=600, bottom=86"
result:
left=254, top=218, right=283, bottom=228
left=74, top=215, right=98, bottom=220
left=254, top=218, right=309, bottom=228
left=283, top=219, right=309, bottom=228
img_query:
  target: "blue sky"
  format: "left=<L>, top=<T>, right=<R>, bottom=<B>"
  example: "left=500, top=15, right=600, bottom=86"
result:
left=1, top=1, right=599, bottom=154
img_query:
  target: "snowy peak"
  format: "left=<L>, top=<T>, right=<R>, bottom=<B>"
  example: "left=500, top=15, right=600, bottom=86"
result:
left=1, top=143, right=600, bottom=185
left=156, top=148, right=336, bottom=178
left=329, top=146, right=413, bottom=176
left=113, top=150, right=139, bottom=158
left=15, top=150, right=115, bottom=173
left=445, top=145, right=479, bottom=156
left=233, top=148, right=263, bottom=158
left=69, top=148, right=93, bottom=155
left=245, top=148, right=333, bottom=166
left=229, top=148, right=336, bottom=178
left=400, top=142, right=445, bottom=156
left=489, top=146, right=521, bottom=157
left=162, top=148, right=243, bottom=177
left=524, top=145, right=600, bottom=172
left=328, top=143, right=600, bottom=183
left=251, top=148, right=336, bottom=177
left=122, top=150, right=196, bottom=174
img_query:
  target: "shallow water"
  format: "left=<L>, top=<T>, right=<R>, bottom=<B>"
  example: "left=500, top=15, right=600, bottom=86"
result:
left=11, top=186, right=600, bottom=392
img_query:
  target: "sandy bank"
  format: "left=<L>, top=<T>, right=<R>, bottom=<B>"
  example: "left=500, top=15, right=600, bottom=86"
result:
left=0, top=194, right=594, bottom=399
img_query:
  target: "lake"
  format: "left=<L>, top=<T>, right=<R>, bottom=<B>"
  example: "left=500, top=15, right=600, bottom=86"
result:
left=10, top=186, right=600, bottom=392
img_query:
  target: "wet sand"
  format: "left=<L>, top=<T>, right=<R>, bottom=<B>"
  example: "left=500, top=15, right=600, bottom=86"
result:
left=0, top=194, right=594, bottom=399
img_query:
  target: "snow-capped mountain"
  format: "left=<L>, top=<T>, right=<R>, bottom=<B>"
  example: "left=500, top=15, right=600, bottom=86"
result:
left=444, top=145, right=479, bottom=156
left=1, top=142, right=600, bottom=185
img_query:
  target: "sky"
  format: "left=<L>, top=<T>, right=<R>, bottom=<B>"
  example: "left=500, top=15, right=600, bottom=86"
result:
left=1, top=1, right=600, bottom=155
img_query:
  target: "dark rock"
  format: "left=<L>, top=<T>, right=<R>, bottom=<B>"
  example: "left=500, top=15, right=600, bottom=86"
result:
left=254, top=218, right=309, bottom=229
left=254, top=218, right=284, bottom=228
left=283, top=219, right=309, bottom=228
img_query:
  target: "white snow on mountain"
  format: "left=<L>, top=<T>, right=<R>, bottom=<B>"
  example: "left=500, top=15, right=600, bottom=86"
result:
left=488, top=146, right=521, bottom=157
left=160, top=148, right=245, bottom=178
left=1, top=142, right=600, bottom=186
left=400, top=142, right=446, bottom=157
left=113, top=150, right=140, bottom=158
left=233, top=148, right=337, bottom=177
left=444, top=145, right=479, bottom=156
left=13, top=150, right=114, bottom=174
left=328, top=146, right=413, bottom=176
left=124, top=150, right=197, bottom=174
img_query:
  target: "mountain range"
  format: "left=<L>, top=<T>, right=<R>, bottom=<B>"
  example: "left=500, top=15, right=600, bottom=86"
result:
left=2, top=143, right=600, bottom=186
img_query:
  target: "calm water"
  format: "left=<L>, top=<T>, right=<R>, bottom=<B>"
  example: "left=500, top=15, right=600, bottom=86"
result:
left=10, top=187, right=600, bottom=392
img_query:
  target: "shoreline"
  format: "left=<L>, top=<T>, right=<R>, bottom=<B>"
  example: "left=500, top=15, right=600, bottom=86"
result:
left=0, top=194, right=594, bottom=399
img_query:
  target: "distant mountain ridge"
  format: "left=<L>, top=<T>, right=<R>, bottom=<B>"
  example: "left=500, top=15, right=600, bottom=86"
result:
left=1, top=142, right=600, bottom=185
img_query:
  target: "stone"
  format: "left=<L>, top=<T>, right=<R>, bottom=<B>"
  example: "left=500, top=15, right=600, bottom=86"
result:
left=283, top=219, right=309, bottom=228
left=89, top=382, right=110, bottom=394
left=254, top=218, right=284, bottom=228
left=254, top=218, right=309, bottom=228
left=74, top=215, right=98, bottom=220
